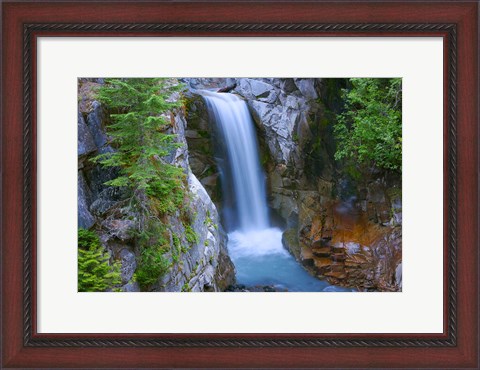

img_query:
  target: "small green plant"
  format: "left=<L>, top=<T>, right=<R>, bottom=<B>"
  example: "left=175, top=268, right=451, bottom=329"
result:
left=192, top=261, right=199, bottom=274
left=181, top=282, right=191, bottom=292
left=204, top=216, right=213, bottom=226
left=184, top=223, right=199, bottom=245
left=78, top=229, right=121, bottom=292
left=135, top=246, right=171, bottom=289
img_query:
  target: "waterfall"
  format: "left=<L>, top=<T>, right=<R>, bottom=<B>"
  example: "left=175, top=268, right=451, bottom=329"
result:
left=202, top=91, right=269, bottom=231
left=200, top=90, right=350, bottom=292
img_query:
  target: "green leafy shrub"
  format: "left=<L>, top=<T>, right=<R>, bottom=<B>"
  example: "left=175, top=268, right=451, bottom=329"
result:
left=78, top=229, right=121, bottom=292
left=334, top=78, right=402, bottom=173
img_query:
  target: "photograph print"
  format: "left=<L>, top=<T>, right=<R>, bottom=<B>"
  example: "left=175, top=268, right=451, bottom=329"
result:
left=77, top=77, right=402, bottom=292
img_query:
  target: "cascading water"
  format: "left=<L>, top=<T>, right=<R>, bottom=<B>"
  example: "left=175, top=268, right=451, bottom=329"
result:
left=202, top=92, right=268, bottom=231
left=201, top=91, right=350, bottom=292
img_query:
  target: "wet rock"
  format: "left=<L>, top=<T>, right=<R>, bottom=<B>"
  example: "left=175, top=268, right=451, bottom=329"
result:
left=282, top=228, right=300, bottom=260
left=214, top=243, right=236, bottom=291
left=300, top=246, right=314, bottom=262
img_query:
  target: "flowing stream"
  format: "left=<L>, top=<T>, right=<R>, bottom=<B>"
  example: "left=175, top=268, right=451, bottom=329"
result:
left=202, top=91, right=350, bottom=292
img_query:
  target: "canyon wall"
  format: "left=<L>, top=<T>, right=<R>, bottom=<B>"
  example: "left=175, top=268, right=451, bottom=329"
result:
left=77, top=79, right=235, bottom=292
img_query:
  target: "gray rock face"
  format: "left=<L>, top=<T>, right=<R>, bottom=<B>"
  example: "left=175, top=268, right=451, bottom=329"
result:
left=118, top=248, right=136, bottom=284
left=121, top=281, right=140, bottom=292
left=157, top=172, right=235, bottom=292
left=183, top=78, right=235, bottom=90
left=101, top=219, right=135, bottom=242
left=78, top=171, right=95, bottom=229
left=294, top=78, right=318, bottom=100
left=86, top=101, right=107, bottom=148
left=248, top=100, right=299, bottom=163
left=78, top=111, right=96, bottom=157
left=236, top=78, right=277, bottom=103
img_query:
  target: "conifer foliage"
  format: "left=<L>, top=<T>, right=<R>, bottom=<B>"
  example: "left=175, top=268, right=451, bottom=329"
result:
left=78, top=228, right=121, bottom=292
left=92, top=78, right=185, bottom=196
left=91, top=78, right=190, bottom=290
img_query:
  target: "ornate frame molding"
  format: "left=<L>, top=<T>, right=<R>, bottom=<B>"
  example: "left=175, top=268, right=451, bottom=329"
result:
left=23, top=23, right=457, bottom=347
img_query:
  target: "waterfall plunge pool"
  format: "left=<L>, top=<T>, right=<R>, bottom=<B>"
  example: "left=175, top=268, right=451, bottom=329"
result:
left=227, top=228, right=352, bottom=292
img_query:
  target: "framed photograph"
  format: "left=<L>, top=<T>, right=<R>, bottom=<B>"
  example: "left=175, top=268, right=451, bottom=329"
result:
left=2, top=1, right=478, bottom=368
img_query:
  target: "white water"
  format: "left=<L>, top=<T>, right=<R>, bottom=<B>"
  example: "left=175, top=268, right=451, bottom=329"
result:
left=202, top=91, right=268, bottom=231
left=202, top=91, right=350, bottom=292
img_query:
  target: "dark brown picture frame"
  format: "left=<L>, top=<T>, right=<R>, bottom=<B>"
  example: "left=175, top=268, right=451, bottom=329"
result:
left=1, top=1, right=478, bottom=368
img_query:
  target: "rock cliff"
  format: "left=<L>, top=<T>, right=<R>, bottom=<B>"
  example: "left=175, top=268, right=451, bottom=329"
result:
left=77, top=79, right=235, bottom=292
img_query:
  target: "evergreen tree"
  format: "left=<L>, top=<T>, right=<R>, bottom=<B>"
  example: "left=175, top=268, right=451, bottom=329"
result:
left=91, top=78, right=190, bottom=290
left=93, top=78, right=186, bottom=199
left=78, top=229, right=121, bottom=292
